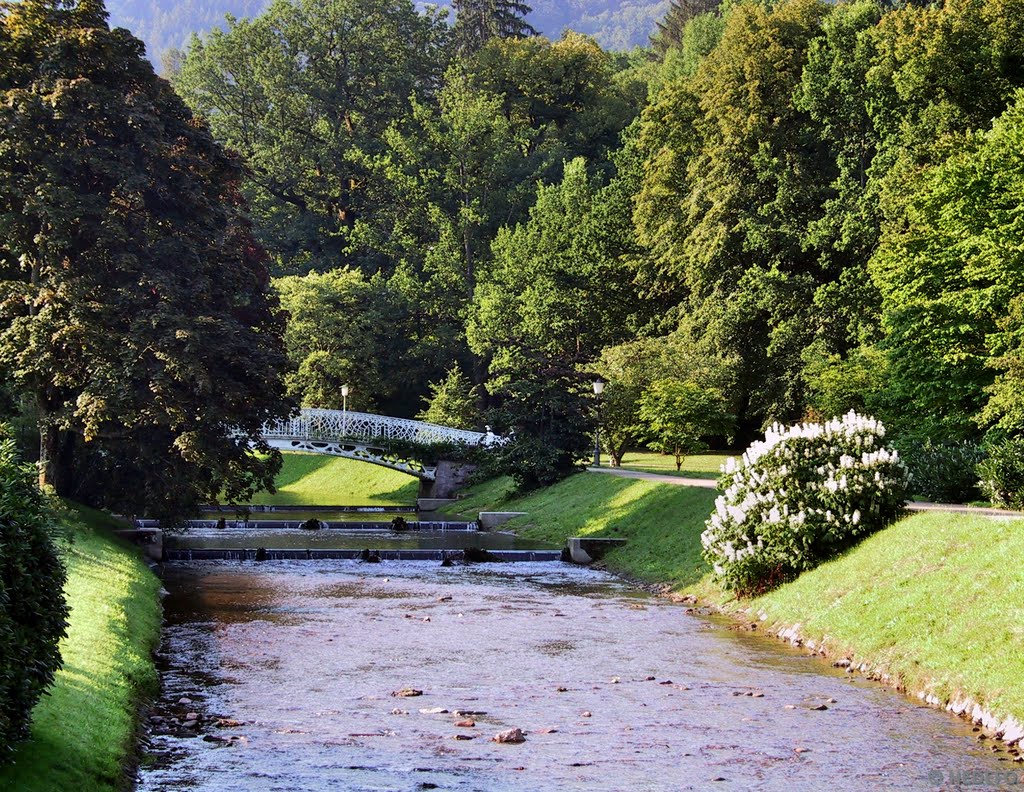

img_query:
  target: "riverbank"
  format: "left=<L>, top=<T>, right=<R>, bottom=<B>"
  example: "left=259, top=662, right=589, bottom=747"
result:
left=443, top=469, right=1024, bottom=746
left=0, top=504, right=163, bottom=792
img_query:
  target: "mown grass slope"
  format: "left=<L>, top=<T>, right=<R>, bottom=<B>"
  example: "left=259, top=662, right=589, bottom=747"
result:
left=0, top=504, right=163, bottom=792
left=714, top=511, right=1024, bottom=724
left=442, top=471, right=718, bottom=587
left=251, top=452, right=419, bottom=506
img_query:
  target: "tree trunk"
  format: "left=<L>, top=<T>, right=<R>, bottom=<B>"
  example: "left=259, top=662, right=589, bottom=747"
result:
left=39, top=424, right=75, bottom=496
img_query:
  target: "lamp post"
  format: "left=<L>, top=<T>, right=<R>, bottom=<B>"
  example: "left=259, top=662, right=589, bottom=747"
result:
left=592, top=377, right=605, bottom=467
left=341, top=384, right=351, bottom=437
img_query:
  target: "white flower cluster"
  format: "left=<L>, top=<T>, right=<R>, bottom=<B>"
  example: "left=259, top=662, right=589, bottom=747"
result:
left=702, top=412, right=908, bottom=594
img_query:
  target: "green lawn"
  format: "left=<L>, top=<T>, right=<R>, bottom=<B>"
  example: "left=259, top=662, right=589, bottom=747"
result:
left=701, top=511, right=1024, bottom=725
left=615, top=450, right=730, bottom=479
left=441, top=471, right=718, bottom=587
left=0, top=504, right=163, bottom=792
left=251, top=452, right=419, bottom=506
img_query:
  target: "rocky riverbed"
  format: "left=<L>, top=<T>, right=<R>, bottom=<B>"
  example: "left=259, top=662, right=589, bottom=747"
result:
left=135, top=561, right=1017, bottom=791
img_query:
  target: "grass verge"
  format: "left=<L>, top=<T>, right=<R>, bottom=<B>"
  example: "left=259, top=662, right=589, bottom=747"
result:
left=251, top=452, right=419, bottom=506
left=447, top=470, right=1024, bottom=729
left=616, top=450, right=730, bottom=479
left=0, top=503, right=163, bottom=792
left=440, top=471, right=718, bottom=588
left=697, top=511, right=1024, bottom=727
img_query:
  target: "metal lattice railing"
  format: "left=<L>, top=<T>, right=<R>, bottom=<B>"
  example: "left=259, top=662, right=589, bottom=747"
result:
left=262, top=408, right=496, bottom=447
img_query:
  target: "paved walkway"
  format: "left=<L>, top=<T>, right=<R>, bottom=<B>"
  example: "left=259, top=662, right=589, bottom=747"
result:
left=587, top=465, right=1024, bottom=518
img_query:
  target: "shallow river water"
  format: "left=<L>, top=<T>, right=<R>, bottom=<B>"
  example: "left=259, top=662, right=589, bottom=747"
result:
left=136, top=561, right=1013, bottom=791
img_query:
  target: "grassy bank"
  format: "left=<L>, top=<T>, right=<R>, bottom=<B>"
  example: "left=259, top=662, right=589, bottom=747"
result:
left=448, top=468, right=1024, bottom=728
left=252, top=452, right=419, bottom=506
left=0, top=504, right=163, bottom=792
left=441, top=471, right=718, bottom=587
left=707, top=511, right=1024, bottom=727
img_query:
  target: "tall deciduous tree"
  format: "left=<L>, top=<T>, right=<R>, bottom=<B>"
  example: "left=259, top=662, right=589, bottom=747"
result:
left=174, top=0, right=450, bottom=274
left=0, top=0, right=290, bottom=520
left=871, top=92, right=1024, bottom=439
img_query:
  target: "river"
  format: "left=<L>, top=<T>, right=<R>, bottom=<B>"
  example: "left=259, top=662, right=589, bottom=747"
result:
left=135, top=560, right=1015, bottom=791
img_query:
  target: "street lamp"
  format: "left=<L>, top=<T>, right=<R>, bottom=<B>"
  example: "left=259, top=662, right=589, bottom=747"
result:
left=341, top=384, right=351, bottom=436
left=592, top=377, right=605, bottom=467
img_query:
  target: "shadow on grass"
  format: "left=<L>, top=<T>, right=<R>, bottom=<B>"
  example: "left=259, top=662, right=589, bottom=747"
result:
left=270, top=453, right=335, bottom=491
left=506, top=473, right=720, bottom=589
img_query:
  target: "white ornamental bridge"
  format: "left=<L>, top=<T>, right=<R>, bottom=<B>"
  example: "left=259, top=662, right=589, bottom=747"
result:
left=260, top=408, right=501, bottom=481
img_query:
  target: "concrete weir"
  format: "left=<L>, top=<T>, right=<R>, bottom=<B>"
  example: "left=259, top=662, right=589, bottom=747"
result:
left=567, top=537, right=627, bottom=564
left=163, top=548, right=562, bottom=562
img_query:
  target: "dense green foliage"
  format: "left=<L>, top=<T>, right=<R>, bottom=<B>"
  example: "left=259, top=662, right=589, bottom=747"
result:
left=703, top=413, right=909, bottom=594
left=0, top=431, right=68, bottom=761
left=108, top=0, right=674, bottom=72
left=977, top=436, right=1024, bottom=510
left=7, top=0, right=1024, bottom=507
left=164, top=0, right=1024, bottom=501
left=0, top=503, right=161, bottom=791
left=0, top=0, right=290, bottom=521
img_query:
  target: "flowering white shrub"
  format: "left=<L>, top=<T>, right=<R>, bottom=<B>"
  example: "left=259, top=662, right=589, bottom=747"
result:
left=702, top=412, right=909, bottom=595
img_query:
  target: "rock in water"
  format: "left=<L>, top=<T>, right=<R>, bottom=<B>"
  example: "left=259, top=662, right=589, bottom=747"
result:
left=493, top=728, right=526, bottom=744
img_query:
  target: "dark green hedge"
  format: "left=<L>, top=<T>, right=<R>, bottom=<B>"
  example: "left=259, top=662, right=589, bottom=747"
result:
left=0, top=429, right=69, bottom=762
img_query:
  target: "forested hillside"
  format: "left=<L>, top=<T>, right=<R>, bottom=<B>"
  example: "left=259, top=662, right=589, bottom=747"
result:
left=107, top=0, right=669, bottom=69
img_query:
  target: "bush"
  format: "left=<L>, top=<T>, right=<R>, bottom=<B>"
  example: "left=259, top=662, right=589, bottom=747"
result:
left=702, top=412, right=909, bottom=596
left=895, top=438, right=985, bottom=503
left=977, top=436, right=1024, bottom=510
left=0, top=430, right=69, bottom=761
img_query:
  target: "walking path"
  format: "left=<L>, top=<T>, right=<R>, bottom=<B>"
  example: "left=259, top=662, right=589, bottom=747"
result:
left=587, top=465, right=1024, bottom=518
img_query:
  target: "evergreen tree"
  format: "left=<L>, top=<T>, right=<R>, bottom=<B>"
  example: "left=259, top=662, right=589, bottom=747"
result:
left=0, top=0, right=291, bottom=520
left=651, top=0, right=722, bottom=56
left=453, top=0, right=536, bottom=56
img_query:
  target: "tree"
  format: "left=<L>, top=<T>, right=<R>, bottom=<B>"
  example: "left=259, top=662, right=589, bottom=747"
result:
left=637, top=379, right=732, bottom=470
left=870, top=91, right=1024, bottom=439
left=470, top=158, right=643, bottom=488
left=417, top=367, right=483, bottom=430
left=453, top=0, right=536, bottom=56
left=174, top=0, right=450, bottom=274
left=0, top=0, right=290, bottom=520
left=635, top=0, right=836, bottom=435
left=650, top=0, right=722, bottom=57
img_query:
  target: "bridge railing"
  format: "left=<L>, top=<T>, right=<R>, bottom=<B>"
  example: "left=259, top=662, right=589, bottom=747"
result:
left=262, top=408, right=496, bottom=447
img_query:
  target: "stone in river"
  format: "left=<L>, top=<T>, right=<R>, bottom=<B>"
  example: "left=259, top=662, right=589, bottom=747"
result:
left=392, top=688, right=423, bottom=697
left=419, top=707, right=449, bottom=714
left=493, top=728, right=526, bottom=743
left=455, top=719, right=475, bottom=728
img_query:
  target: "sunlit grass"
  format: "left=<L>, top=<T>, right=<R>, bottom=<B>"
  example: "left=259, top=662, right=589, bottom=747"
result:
left=441, top=471, right=718, bottom=587
left=251, top=452, right=419, bottom=506
left=695, top=511, right=1024, bottom=724
left=616, top=450, right=730, bottom=479
left=0, top=503, right=162, bottom=792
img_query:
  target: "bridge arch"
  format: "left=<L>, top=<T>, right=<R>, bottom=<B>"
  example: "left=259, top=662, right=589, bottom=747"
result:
left=260, top=408, right=499, bottom=481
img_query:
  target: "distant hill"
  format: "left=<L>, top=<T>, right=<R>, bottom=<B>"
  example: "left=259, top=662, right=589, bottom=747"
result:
left=105, top=0, right=669, bottom=70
